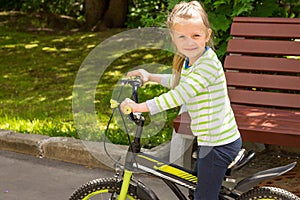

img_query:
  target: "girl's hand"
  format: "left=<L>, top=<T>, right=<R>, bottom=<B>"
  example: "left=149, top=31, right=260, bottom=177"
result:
left=120, top=98, right=137, bottom=113
left=127, top=69, right=151, bottom=83
left=120, top=98, right=150, bottom=113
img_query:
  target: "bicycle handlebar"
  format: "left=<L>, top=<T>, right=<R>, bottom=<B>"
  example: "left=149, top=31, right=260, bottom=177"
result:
left=120, top=76, right=143, bottom=112
left=120, top=77, right=143, bottom=91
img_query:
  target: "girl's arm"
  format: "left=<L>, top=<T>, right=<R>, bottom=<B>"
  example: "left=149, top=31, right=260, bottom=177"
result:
left=122, top=69, right=172, bottom=113
left=148, top=73, right=164, bottom=84
left=120, top=98, right=150, bottom=113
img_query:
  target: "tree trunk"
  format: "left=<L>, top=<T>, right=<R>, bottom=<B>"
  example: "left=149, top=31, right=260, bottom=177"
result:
left=85, top=0, right=128, bottom=31
left=84, top=0, right=108, bottom=29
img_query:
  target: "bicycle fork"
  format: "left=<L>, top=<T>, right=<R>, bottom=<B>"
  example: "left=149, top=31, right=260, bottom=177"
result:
left=118, top=95, right=144, bottom=200
left=118, top=123, right=143, bottom=200
left=118, top=170, right=133, bottom=200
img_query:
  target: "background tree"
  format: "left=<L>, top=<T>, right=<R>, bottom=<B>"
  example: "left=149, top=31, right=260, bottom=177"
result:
left=0, top=0, right=299, bottom=58
left=85, top=0, right=129, bottom=31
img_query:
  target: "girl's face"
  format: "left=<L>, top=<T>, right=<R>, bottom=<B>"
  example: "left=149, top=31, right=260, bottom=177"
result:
left=171, top=19, right=212, bottom=64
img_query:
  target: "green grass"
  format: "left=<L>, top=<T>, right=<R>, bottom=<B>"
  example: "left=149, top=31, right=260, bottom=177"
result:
left=0, top=11, right=177, bottom=148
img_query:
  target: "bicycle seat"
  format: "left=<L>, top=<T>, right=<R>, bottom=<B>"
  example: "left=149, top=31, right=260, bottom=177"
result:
left=228, top=149, right=247, bottom=169
left=225, top=149, right=255, bottom=176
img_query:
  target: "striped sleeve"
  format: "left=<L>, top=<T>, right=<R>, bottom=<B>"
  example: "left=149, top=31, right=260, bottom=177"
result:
left=146, top=57, right=221, bottom=115
left=160, top=74, right=172, bottom=88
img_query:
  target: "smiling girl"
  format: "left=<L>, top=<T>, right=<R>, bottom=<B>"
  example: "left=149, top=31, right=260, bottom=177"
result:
left=121, top=1, right=242, bottom=199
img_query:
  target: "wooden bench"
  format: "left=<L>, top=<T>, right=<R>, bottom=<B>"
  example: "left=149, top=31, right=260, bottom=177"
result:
left=173, top=17, right=300, bottom=148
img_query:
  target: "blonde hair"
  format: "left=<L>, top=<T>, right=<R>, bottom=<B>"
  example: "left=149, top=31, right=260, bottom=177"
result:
left=167, top=1, right=213, bottom=88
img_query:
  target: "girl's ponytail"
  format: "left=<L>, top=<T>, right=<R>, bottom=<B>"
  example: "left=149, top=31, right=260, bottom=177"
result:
left=171, top=53, right=185, bottom=89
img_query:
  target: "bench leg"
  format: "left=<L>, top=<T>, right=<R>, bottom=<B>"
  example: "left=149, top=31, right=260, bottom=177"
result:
left=169, top=129, right=194, bottom=170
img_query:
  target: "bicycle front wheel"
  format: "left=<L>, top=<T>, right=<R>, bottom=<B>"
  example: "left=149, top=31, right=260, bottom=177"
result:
left=69, top=178, right=156, bottom=200
left=237, top=186, right=300, bottom=200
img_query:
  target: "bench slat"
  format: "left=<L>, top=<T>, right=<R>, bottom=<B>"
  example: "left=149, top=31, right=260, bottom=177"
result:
left=236, top=127, right=300, bottom=147
left=174, top=107, right=300, bottom=131
left=227, top=39, right=300, bottom=56
left=235, top=116, right=300, bottom=132
left=225, top=72, right=300, bottom=91
left=233, top=17, right=300, bottom=24
left=230, top=23, right=300, bottom=38
left=232, top=104, right=300, bottom=122
left=224, top=55, right=300, bottom=73
left=228, top=89, right=300, bottom=109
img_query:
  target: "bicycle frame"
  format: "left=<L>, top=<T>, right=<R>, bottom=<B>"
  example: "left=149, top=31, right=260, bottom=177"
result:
left=113, top=78, right=197, bottom=200
left=120, top=114, right=197, bottom=200
left=113, top=78, right=297, bottom=200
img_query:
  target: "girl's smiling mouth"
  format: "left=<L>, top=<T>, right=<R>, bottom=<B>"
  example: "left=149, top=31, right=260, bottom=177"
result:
left=184, top=47, right=198, bottom=51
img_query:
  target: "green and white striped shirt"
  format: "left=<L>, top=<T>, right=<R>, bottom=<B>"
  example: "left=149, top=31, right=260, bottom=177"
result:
left=146, top=48, right=240, bottom=146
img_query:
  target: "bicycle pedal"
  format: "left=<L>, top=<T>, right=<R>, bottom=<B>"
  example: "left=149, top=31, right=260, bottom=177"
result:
left=225, top=178, right=236, bottom=183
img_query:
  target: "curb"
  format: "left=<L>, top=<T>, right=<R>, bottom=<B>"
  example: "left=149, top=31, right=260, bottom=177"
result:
left=0, top=130, right=170, bottom=170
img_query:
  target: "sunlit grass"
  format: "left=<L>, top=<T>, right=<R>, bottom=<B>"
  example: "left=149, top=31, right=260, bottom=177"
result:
left=0, top=12, right=177, bottom=147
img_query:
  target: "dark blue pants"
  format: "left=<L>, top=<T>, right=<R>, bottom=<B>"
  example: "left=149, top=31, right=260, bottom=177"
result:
left=194, top=138, right=242, bottom=200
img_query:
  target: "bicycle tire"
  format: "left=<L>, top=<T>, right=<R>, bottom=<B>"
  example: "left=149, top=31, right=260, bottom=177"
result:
left=237, top=186, right=300, bottom=200
left=69, top=177, right=157, bottom=200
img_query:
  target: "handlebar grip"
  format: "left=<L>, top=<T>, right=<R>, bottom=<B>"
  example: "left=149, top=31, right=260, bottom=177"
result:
left=110, top=99, right=119, bottom=109
left=123, top=105, right=132, bottom=115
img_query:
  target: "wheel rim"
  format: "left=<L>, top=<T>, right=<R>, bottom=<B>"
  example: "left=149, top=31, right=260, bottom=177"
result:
left=82, top=189, right=135, bottom=200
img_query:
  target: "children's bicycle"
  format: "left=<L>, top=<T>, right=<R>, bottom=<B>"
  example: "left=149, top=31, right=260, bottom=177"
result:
left=69, top=77, right=299, bottom=200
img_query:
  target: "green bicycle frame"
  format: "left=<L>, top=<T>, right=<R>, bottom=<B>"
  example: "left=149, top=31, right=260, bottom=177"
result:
left=118, top=170, right=133, bottom=200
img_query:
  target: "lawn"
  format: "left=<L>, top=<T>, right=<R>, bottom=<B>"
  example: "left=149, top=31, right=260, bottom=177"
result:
left=0, top=11, right=177, bottom=148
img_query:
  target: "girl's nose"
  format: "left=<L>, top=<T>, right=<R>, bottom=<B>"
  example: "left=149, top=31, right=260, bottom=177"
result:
left=186, top=37, right=197, bottom=46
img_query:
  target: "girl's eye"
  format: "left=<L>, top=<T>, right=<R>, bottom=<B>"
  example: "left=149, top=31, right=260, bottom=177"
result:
left=193, top=34, right=201, bottom=38
left=178, top=35, right=185, bottom=39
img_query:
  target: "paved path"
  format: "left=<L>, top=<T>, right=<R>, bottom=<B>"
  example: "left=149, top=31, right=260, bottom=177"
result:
left=0, top=150, right=181, bottom=200
left=1, top=148, right=299, bottom=199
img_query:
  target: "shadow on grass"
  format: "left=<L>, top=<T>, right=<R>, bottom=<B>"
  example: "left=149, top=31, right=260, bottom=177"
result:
left=0, top=12, right=177, bottom=147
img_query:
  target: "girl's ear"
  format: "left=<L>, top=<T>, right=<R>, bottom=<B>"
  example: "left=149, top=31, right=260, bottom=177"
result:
left=206, top=28, right=212, bottom=43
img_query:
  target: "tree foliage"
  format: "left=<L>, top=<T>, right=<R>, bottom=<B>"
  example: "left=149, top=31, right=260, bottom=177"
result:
left=127, top=0, right=300, bottom=60
left=1, top=0, right=299, bottom=36
left=0, top=0, right=85, bottom=20
left=127, top=0, right=300, bottom=59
